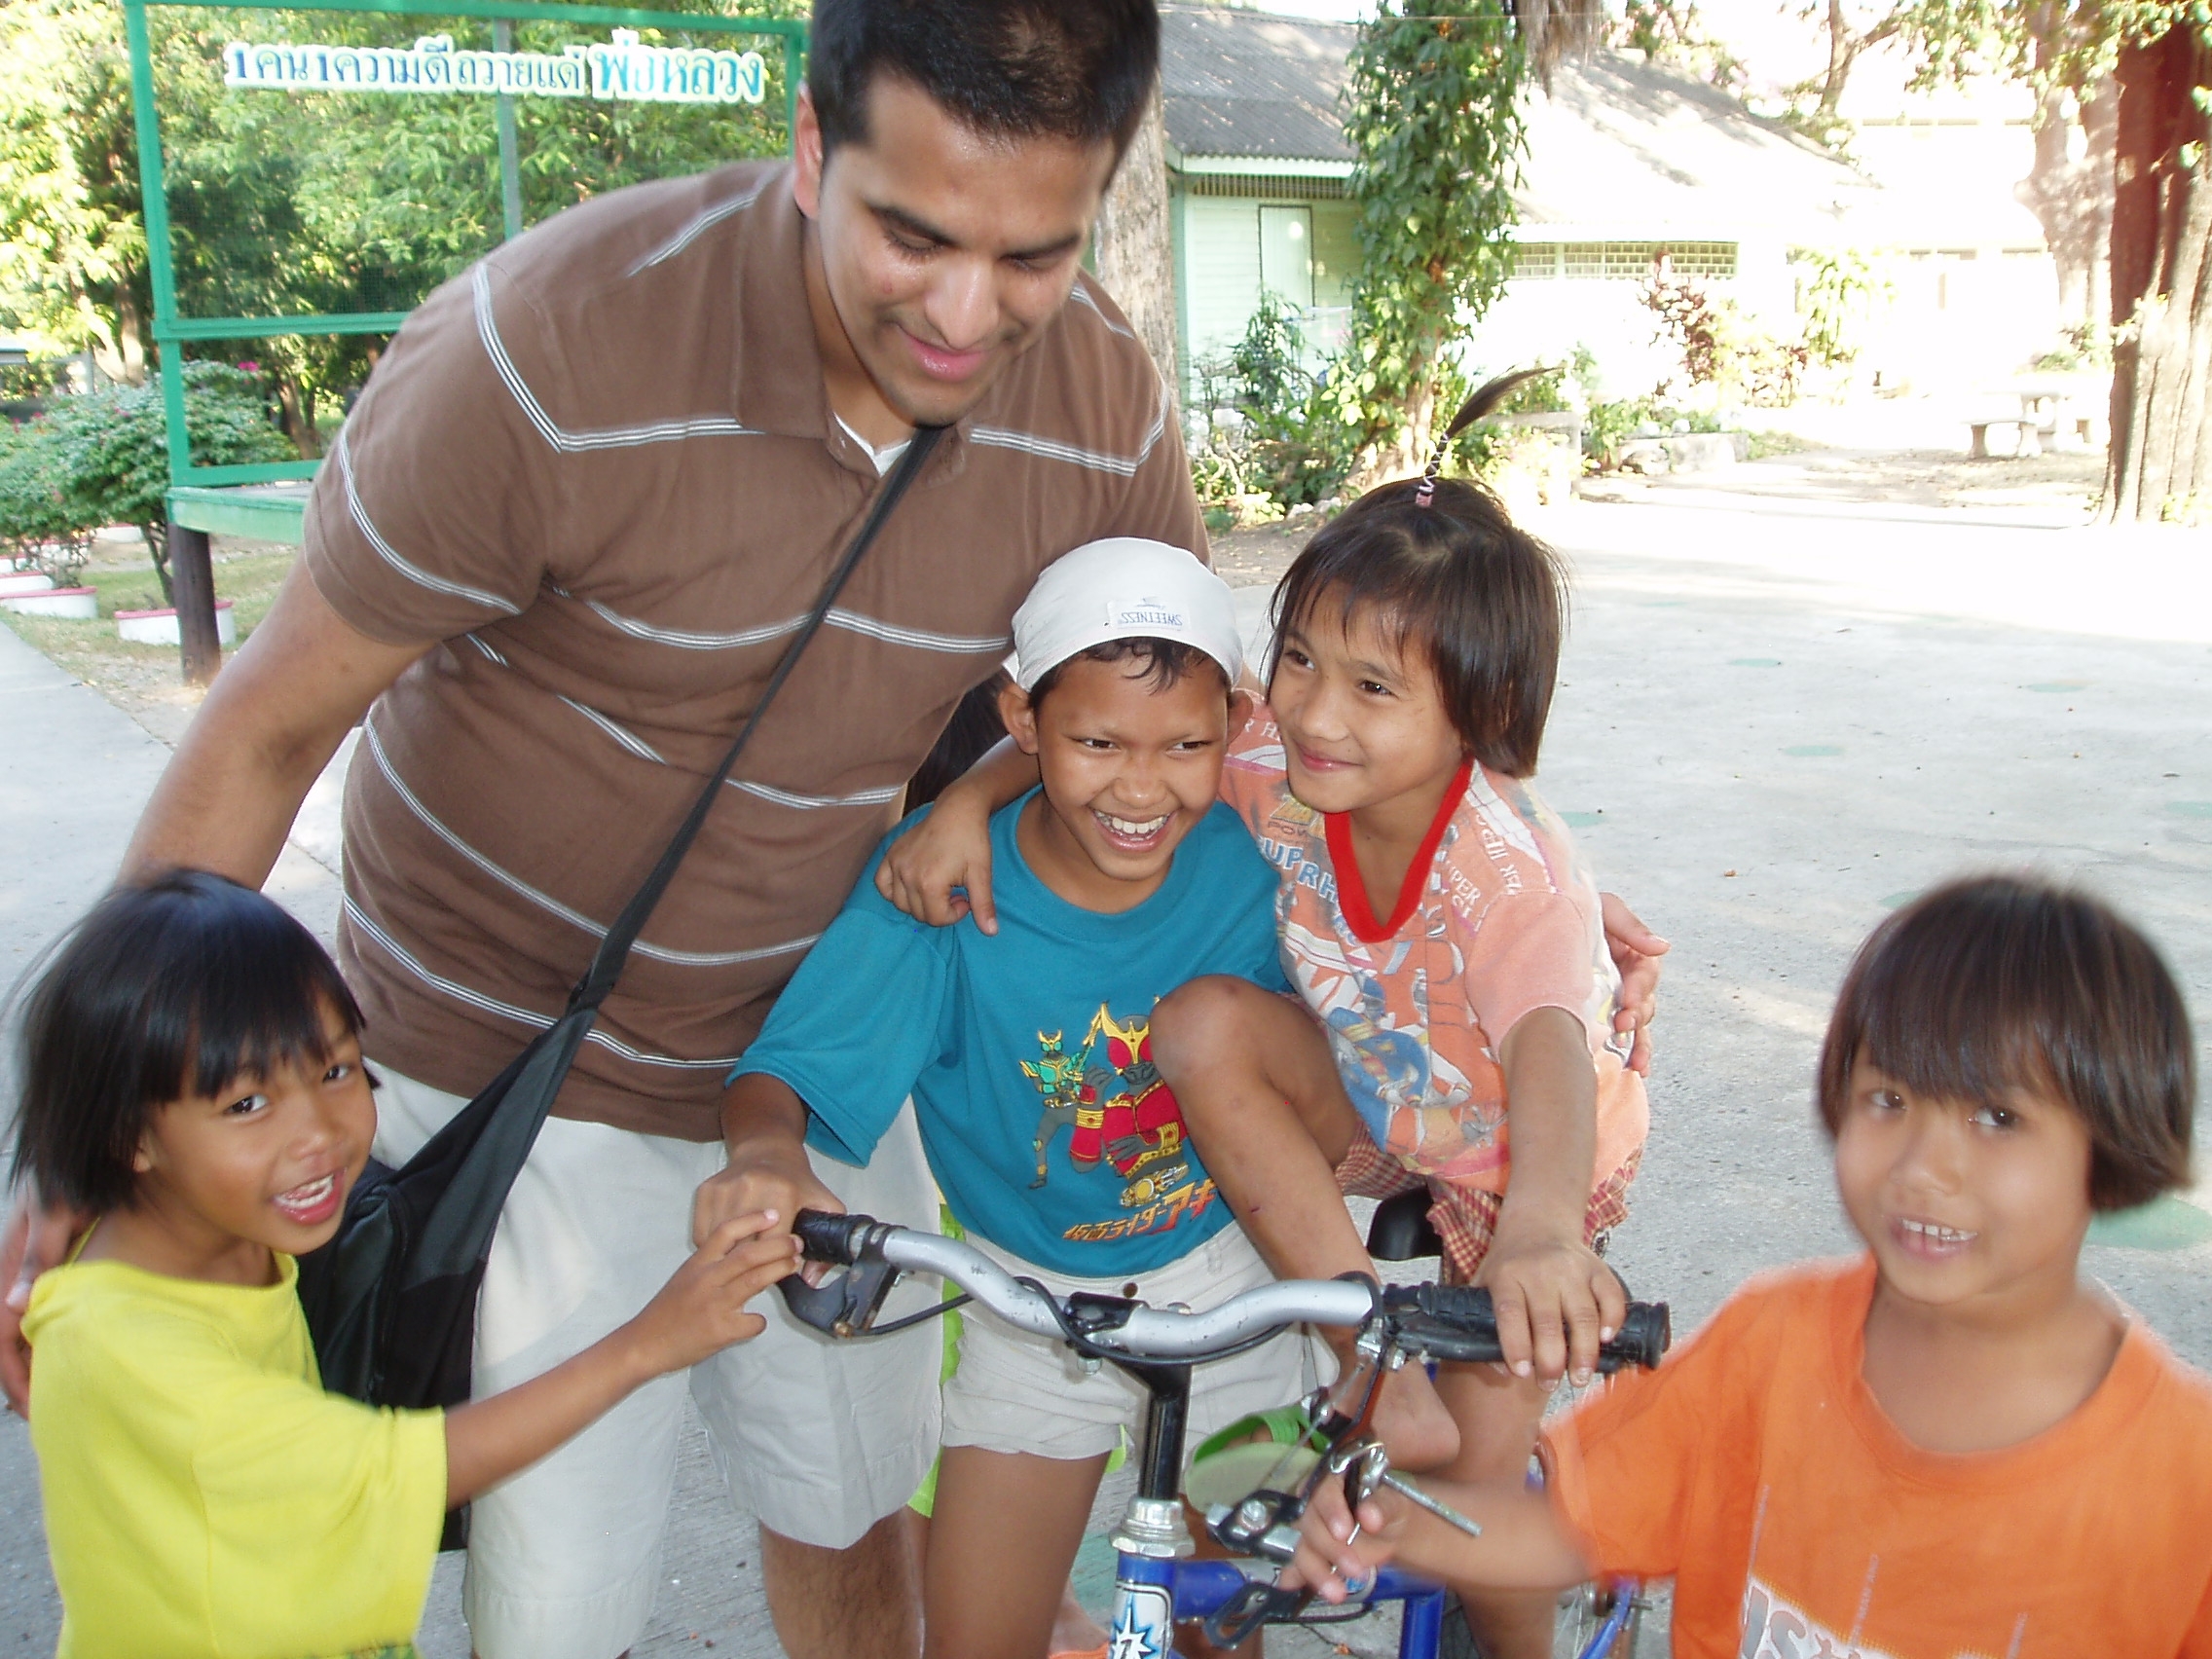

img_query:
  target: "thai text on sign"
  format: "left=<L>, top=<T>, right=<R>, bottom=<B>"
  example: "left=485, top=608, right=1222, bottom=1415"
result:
left=221, top=31, right=768, bottom=103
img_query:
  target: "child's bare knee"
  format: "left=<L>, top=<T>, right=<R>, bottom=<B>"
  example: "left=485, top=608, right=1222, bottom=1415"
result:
left=1151, top=975, right=1262, bottom=1076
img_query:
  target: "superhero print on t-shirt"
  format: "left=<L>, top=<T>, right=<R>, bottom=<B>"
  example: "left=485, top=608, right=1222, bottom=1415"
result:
left=1740, top=1577, right=1906, bottom=1659
left=1019, top=1004, right=1218, bottom=1245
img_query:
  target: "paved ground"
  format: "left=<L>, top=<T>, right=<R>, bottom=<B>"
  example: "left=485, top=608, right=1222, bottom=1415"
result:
left=0, top=442, right=2206, bottom=1657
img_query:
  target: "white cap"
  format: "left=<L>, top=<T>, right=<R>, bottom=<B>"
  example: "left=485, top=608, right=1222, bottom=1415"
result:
left=1011, top=537, right=1242, bottom=692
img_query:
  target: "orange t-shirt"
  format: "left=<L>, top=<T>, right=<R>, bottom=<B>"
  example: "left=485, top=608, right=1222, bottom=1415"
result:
left=1542, top=1257, right=2212, bottom=1658
left=1217, top=705, right=1646, bottom=1193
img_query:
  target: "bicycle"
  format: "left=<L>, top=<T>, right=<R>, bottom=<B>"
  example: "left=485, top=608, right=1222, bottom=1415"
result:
left=779, top=1208, right=1670, bottom=1659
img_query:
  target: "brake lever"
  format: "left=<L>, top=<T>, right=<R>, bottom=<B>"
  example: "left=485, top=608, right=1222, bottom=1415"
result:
left=775, top=1257, right=900, bottom=1338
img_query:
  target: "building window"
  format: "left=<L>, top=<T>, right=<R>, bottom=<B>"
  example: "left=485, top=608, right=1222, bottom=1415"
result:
left=1562, top=243, right=1607, bottom=278
left=1514, top=242, right=1562, bottom=278
left=1259, top=204, right=1315, bottom=310
left=1538, top=240, right=1739, bottom=281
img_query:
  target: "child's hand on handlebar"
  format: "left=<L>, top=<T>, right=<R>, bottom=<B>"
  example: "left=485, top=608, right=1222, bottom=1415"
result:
left=623, top=1211, right=803, bottom=1375
left=1283, top=1476, right=1408, bottom=1604
left=1478, top=1230, right=1627, bottom=1388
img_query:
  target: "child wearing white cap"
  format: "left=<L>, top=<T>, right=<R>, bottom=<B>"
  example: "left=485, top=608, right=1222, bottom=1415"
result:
left=718, top=538, right=1325, bottom=1659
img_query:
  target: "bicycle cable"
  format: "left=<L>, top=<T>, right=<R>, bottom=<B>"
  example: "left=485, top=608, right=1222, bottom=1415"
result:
left=861, top=1292, right=973, bottom=1337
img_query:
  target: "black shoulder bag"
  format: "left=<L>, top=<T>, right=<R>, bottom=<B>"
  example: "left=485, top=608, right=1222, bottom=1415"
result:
left=297, top=426, right=945, bottom=1544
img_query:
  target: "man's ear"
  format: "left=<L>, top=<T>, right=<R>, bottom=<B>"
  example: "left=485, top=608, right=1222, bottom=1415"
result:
left=1227, top=685, right=1253, bottom=739
left=998, top=679, right=1042, bottom=756
left=792, top=87, right=827, bottom=220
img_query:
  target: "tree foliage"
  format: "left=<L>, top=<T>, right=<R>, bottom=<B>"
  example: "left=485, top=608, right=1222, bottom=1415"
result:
left=2, top=0, right=800, bottom=455
left=1331, top=1, right=1535, bottom=483
left=0, top=0, right=150, bottom=384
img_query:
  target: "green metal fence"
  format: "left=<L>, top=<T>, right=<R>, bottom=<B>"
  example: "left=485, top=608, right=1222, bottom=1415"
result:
left=125, top=0, right=806, bottom=504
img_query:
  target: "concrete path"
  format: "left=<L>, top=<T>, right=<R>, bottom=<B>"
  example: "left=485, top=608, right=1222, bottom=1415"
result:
left=0, top=452, right=2206, bottom=1657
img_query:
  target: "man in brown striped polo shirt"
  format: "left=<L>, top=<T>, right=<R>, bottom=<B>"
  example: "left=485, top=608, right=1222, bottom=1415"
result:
left=6, top=5, right=1185, bottom=1657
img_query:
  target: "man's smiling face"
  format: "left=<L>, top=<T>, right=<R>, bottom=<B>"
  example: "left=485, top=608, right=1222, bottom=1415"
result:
left=793, top=74, right=1119, bottom=431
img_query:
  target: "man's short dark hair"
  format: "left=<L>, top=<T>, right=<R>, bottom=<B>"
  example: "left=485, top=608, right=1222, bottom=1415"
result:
left=1026, top=637, right=1225, bottom=712
left=13, top=870, right=364, bottom=1214
left=1815, top=874, right=2195, bottom=1211
left=1270, top=476, right=1566, bottom=779
left=808, top=0, right=1161, bottom=157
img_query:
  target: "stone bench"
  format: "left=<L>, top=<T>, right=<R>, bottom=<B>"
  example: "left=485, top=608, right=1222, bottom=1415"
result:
left=1968, top=417, right=2042, bottom=460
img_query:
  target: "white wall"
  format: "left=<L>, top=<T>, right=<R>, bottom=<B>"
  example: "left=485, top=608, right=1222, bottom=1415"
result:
left=1177, top=191, right=1358, bottom=398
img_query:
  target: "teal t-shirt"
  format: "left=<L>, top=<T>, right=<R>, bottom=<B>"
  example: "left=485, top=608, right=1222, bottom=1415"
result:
left=732, top=793, right=1289, bottom=1276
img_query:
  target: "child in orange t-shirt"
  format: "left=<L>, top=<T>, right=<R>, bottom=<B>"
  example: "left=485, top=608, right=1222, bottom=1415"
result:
left=1292, top=874, right=2212, bottom=1658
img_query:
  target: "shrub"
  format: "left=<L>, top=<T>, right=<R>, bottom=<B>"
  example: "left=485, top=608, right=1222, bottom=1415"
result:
left=1190, top=296, right=1354, bottom=524
left=1795, top=249, right=1889, bottom=368
left=0, top=419, right=92, bottom=582
left=37, top=362, right=291, bottom=603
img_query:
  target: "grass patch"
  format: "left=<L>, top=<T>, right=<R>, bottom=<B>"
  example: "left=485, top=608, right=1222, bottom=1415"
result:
left=1744, top=430, right=1817, bottom=461
left=0, top=545, right=295, bottom=705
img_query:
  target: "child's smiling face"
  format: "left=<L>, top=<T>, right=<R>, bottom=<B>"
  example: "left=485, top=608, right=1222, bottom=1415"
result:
left=1269, top=597, right=1467, bottom=820
left=1834, top=1058, right=2095, bottom=1317
left=1001, top=653, right=1242, bottom=912
left=130, top=999, right=376, bottom=1278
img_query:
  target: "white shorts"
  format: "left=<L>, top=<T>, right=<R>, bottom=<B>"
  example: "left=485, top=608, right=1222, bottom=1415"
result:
left=372, top=1068, right=941, bottom=1659
left=941, top=1223, right=1333, bottom=1462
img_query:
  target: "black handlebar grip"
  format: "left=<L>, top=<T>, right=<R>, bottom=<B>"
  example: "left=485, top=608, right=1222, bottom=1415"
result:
left=1610, top=1301, right=1672, bottom=1370
left=793, top=1208, right=870, bottom=1265
left=1382, top=1283, right=1672, bottom=1373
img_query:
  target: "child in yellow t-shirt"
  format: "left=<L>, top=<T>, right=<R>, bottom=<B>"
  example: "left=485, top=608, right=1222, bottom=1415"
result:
left=14, top=871, right=798, bottom=1659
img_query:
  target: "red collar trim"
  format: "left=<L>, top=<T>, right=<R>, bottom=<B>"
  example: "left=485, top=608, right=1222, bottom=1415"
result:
left=1324, top=758, right=1474, bottom=943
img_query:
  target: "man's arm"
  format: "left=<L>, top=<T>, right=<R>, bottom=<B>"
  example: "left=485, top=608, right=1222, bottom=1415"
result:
left=122, top=561, right=431, bottom=884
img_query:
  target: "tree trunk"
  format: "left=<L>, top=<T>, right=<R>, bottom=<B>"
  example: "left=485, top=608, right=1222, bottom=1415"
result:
left=1091, top=86, right=1180, bottom=415
left=273, top=373, right=322, bottom=459
left=2107, top=24, right=2211, bottom=522
left=2016, top=57, right=2115, bottom=334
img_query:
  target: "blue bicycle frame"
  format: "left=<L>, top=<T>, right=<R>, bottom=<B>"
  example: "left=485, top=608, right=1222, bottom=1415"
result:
left=1092, top=1351, right=1635, bottom=1659
left=1105, top=1540, right=1635, bottom=1659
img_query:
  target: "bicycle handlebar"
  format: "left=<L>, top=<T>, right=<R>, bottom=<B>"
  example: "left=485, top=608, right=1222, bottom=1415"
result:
left=783, top=1211, right=1670, bottom=1373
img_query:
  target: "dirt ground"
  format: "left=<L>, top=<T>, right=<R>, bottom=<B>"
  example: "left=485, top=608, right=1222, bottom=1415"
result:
left=1577, top=443, right=2110, bottom=518
left=1213, top=441, right=2112, bottom=587
left=0, top=535, right=294, bottom=745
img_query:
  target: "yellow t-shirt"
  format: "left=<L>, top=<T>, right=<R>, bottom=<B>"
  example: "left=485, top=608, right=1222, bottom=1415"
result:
left=23, top=1250, right=447, bottom=1659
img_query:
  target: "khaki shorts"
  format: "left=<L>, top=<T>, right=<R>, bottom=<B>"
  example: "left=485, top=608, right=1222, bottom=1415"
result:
left=373, top=1068, right=941, bottom=1659
left=941, top=1223, right=1334, bottom=1462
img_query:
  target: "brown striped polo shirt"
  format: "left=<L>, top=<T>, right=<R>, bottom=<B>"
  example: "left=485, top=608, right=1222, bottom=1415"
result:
left=303, top=160, right=1205, bottom=1141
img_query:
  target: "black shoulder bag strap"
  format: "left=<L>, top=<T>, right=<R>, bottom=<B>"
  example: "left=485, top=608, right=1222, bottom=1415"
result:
left=301, top=424, right=946, bottom=1423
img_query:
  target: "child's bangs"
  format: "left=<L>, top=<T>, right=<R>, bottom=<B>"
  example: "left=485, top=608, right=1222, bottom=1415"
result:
left=1825, top=912, right=2063, bottom=1116
left=1819, top=876, right=2194, bottom=1209
left=1268, top=524, right=1432, bottom=683
left=119, top=878, right=363, bottom=1108
left=175, top=921, right=363, bottom=1102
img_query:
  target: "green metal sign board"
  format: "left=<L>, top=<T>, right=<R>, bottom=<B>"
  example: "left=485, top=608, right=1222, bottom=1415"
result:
left=124, top=0, right=805, bottom=507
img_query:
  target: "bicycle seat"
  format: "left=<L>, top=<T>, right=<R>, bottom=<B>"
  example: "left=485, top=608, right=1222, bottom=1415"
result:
left=1366, top=1189, right=1443, bottom=1262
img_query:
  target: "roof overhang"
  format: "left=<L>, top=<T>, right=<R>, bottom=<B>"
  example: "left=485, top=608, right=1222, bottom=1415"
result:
left=1165, top=145, right=1353, bottom=179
